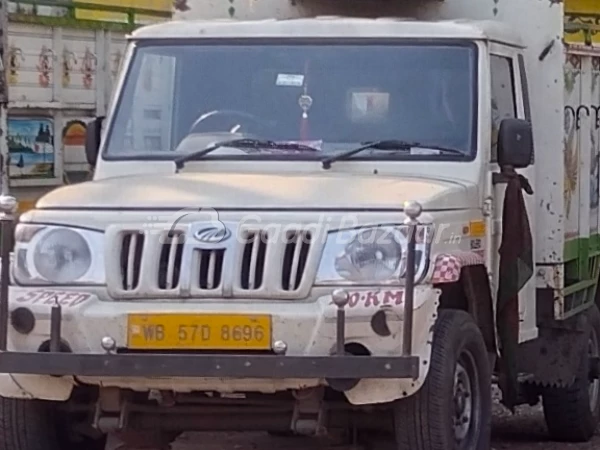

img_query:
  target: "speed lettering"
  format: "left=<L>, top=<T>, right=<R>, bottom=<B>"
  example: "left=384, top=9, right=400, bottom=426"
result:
left=15, top=290, right=91, bottom=308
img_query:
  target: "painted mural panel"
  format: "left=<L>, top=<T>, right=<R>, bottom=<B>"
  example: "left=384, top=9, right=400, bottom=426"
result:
left=564, top=53, right=583, bottom=240
left=8, top=117, right=55, bottom=180
left=565, top=0, right=600, bottom=45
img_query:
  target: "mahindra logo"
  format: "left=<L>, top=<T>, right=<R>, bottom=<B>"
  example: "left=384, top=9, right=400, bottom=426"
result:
left=194, top=226, right=231, bottom=244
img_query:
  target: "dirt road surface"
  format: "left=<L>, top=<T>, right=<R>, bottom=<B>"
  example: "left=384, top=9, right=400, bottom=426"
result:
left=170, top=403, right=600, bottom=450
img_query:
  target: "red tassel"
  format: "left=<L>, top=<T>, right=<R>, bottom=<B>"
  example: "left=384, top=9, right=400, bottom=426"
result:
left=300, top=115, right=309, bottom=141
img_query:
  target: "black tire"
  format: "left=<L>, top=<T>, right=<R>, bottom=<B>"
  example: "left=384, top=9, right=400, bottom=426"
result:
left=541, top=304, right=600, bottom=442
left=394, top=309, right=492, bottom=450
left=0, top=397, right=60, bottom=450
left=0, top=396, right=106, bottom=450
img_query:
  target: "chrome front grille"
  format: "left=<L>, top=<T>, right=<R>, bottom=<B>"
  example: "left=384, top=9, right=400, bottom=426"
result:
left=107, top=223, right=321, bottom=299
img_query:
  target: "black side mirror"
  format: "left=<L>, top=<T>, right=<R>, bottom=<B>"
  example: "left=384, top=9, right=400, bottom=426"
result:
left=85, top=116, right=104, bottom=167
left=497, top=118, right=533, bottom=169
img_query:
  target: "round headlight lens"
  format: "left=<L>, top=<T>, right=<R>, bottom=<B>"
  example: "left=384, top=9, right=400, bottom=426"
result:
left=334, top=229, right=402, bottom=282
left=32, top=229, right=92, bottom=283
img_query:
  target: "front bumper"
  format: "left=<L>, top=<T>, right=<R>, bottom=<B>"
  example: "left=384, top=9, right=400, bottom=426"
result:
left=0, top=352, right=419, bottom=379
left=0, top=286, right=432, bottom=380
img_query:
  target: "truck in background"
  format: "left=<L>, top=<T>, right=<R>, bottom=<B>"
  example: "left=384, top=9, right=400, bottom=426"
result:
left=0, top=0, right=171, bottom=215
left=1, top=1, right=600, bottom=450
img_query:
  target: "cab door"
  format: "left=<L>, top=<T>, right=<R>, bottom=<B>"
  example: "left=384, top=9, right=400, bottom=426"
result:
left=487, top=44, right=538, bottom=343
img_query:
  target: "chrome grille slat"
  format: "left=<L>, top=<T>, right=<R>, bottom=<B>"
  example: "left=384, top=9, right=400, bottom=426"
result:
left=240, top=231, right=267, bottom=291
left=167, top=232, right=182, bottom=289
left=199, top=249, right=223, bottom=290
left=207, top=251, right=217, bottom=289
left=288, top=233, right=303, bottom=291
left=248, top=234, right=260, bottom=289
left=166, top=239, right=178, bottom=288
left=158, top=231, right=184, bottom=290
left=120, top=231, right=144, bottom=291
left=126, top=234, right=137, bottom=290
left=282, top=231, right=312, bottom=291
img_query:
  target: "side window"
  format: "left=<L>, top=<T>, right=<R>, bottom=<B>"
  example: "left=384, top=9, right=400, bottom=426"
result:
left=490, top=55, right=517, bottom=161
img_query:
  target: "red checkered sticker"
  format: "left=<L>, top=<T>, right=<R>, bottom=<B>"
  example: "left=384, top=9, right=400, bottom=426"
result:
left=431, top=252, right=484, bottom=284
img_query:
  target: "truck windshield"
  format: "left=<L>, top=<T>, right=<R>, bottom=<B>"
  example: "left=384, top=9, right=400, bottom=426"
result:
left=104, top=41, right=477, bottom=160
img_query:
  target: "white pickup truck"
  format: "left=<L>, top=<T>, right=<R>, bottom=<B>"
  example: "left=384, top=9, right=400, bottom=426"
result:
left=0, top=0, right=598, bottom=449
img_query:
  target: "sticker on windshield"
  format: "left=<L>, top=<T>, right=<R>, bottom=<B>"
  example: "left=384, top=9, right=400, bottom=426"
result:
left=349, top=90, right=390, bottom=123
left=276, top=74, right=305, bottom=87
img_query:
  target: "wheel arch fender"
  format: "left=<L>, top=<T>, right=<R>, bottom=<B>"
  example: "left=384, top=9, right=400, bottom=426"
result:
left=431, top=252, right=497, bottom=354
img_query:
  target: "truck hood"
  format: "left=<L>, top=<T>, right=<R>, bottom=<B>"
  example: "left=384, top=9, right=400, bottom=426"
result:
left=37, top=172, right=477, bottom=211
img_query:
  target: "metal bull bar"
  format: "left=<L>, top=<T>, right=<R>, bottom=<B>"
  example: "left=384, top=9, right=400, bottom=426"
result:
left=0, top=196, right=423, bottom=386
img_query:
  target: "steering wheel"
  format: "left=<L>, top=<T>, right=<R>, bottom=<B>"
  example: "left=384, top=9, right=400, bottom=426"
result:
left=189, top=110, right=275, bottom=135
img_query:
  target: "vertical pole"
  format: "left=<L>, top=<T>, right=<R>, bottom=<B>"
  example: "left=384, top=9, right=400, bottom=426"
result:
left=0, top=194, right=15, bottom=351
left=402, top=223, right=416, bottom=357
left=331, top=289, right=349, bottom=356
left=336, top=307, right=345, bottom=356
left=402, top=201, right=422, bottom=357
left=0, top=0, right=12, bottom=351
left=0, top=214, right=10, bottom=350
left=49, top=302, right=62, bottom=352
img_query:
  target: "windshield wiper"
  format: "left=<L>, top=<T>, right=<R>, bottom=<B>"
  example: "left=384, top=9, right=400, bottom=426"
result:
left=321, top=140, right=465, bottom=170
left=174, top=138, right=320, bottom=171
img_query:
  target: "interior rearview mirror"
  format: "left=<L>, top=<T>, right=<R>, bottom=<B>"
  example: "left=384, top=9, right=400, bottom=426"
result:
left=85, top=116, right=104, bottom=167
left=497, top=118, right=534, bottom=169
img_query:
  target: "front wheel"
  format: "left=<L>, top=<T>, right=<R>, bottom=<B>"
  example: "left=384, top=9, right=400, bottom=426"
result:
left=0, top=397, right=63, bottom=450
left=0, top=396, right=105, bottom=450
left=394, top=309, right=492, bottom=450
left=541, top=304, right=600, bottom=442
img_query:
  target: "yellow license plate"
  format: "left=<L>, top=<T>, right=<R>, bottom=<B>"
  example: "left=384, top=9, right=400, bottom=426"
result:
left=127, top=314, right=272, bottom=350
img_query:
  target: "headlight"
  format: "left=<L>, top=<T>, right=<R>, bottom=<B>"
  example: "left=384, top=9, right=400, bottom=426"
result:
left=14, top=224, right=105, bottom=285
left=316, top=225, right=431, bottom=285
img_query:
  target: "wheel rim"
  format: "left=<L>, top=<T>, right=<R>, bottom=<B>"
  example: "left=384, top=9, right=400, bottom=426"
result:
left=588, top=325, right=600, bottom=412
left=453, top=349, right=481, bottom=448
